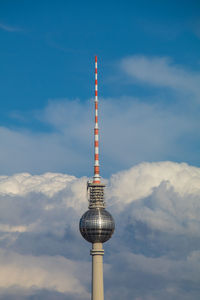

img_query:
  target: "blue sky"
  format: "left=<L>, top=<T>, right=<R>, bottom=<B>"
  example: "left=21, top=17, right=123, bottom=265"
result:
left=0, top=0, right=200, bottom=177
left=0, top=2, right=200, bottom=300
left=1, top=0, right=199, bottom=108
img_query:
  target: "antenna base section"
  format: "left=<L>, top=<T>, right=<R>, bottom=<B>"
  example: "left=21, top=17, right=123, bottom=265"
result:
left=88, top=182, right=106, bottom=209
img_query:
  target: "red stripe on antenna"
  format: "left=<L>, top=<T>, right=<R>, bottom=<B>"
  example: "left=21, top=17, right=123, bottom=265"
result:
left=94, top=166, right=100, bottom=173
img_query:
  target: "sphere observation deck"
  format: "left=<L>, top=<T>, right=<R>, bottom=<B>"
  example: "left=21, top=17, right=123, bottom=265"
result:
left=79, top=208, right=115, bottom=243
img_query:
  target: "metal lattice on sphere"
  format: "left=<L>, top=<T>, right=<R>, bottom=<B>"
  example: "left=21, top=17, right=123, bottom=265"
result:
left=79, top=208, right=115, bottom=243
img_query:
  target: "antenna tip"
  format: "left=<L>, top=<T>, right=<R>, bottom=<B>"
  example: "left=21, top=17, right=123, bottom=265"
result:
left=95, top=55, right=97, bottom=62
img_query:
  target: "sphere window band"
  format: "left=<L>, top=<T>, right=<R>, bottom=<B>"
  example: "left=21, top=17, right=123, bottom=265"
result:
left=79, top=208, right=115, bottom=243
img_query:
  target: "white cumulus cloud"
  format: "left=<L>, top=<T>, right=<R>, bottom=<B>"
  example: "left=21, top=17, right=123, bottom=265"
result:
left=109, top=161, right=200, bottom=206
left=0, top=250, right=89, bottom=297
left=0, top=172, right=76, bottom=197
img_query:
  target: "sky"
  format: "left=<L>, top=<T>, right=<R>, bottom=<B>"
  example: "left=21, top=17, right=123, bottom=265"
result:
left=0, top=0, right=200, bottom=299
left=0, top=0, right=200, bottom=177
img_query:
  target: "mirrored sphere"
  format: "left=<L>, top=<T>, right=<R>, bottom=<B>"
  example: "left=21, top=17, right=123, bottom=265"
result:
left=79, top=208, right=115, bottom=243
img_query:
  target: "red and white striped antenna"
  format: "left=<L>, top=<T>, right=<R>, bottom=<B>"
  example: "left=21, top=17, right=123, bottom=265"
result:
left=93, top=55, right=101, bottom=184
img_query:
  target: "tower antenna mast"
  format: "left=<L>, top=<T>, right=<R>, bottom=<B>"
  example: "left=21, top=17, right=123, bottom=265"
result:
left=93, top=55, right=100, bottom=184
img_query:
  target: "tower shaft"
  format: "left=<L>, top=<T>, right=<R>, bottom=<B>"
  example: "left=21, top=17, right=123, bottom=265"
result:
left=91, top=243, right=104, bottom=300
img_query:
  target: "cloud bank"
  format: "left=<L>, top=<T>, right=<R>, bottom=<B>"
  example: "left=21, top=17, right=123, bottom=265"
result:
left=0, top=161, right=199, bottom=299
left=1, top=94, right=199, bottom=177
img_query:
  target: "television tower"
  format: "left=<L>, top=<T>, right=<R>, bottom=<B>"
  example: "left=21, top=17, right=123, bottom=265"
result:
left=79, top=56, right=115, bottom=300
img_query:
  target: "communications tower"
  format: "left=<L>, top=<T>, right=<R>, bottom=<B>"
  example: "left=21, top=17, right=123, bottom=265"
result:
left=79, top=56, right=115, bottom=300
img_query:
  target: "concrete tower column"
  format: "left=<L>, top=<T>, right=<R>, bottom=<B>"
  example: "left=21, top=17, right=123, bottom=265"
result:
left=90, top=243, right=104, bottom=300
